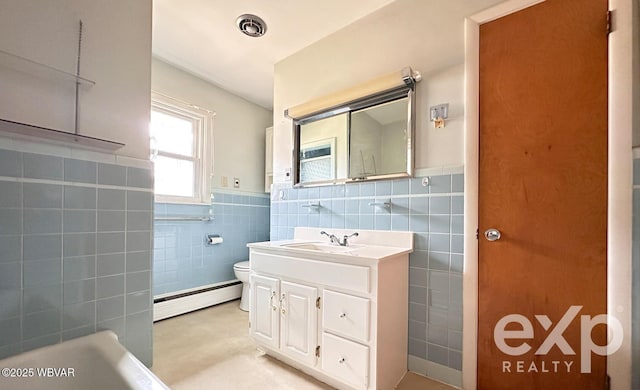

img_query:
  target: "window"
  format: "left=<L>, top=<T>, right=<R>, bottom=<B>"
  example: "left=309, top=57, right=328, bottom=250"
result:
left=150, top=93, right=213, bottom=203
left=299, top=138, right=336, bottom=183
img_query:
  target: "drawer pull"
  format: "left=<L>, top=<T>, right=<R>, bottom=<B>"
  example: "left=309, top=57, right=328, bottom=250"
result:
left=339, top=313, right=347, bottom=319
left=338, top=357, right=346, bottom=364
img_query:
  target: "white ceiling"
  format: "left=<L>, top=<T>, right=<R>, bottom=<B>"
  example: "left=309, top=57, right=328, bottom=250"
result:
left=152, top=0, right=396, bottom=110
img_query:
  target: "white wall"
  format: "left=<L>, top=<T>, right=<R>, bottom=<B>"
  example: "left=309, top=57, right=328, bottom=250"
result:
left=0, top=0, right=152, bottom=160
left=151, top=59, right=273, bottom=194
left=272, top=0, right=503, bottom=184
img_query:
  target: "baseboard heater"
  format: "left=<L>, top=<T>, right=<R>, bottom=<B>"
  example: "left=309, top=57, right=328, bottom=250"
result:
left=153, top=280, right=242, bottom=322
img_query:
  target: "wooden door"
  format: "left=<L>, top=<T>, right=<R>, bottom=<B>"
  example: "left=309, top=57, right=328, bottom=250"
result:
left=477, top=0, right=608, bottom=389
left=250, top=274, right=279, bottom=349
left=280, top=280, right=318, bottom=366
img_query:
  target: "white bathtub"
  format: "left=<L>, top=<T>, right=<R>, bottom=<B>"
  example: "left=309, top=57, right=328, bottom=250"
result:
left=0, top=331, right=169, bottom=390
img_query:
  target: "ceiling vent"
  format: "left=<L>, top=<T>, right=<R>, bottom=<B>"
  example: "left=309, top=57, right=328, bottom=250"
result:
left=236, top=14, right=267, bottom=38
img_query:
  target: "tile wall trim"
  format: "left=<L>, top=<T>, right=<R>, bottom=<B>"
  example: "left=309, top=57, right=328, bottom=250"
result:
left=213, top=189, right=271, bottom=198
left=212, top=201, right=270, bottom=208
left=415, top=165, right=464, bottom=177
left=271, top=192, right=464, bottom=203
left=0, top=176, right=153, bottom=192
left=271, top=165, right=465, bottom=193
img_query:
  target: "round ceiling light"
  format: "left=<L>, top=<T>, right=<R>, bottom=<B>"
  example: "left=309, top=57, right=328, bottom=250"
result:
left=236, top=14, right=267, bottom=38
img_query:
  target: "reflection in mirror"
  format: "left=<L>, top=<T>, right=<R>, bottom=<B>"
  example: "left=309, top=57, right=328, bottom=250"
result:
left=349, top=97, right=408, bottom=178
left=299, top=113, right=347, bottom=182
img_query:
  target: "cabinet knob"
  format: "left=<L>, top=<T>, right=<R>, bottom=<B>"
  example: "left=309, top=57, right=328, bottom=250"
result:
left=339, top=313, right=347, bottom=319
left=338, top=358, right=346, bottom=364
left=281, top=308, right=286, bottom=315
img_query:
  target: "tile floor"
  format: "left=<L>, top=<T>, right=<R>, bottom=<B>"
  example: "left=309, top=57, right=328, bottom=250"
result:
left=152, top=300, right=456, bottom=390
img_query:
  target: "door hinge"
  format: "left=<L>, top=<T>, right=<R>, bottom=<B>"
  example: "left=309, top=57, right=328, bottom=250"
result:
left=316, top=297, right=321, bottom=309
left=475, top=228, right=479, bottom=240
left=248, top=321, right=251, bottom=329
left=315, top=345, right=320, bottom=358
left=606, top=10, right=612, bottom=35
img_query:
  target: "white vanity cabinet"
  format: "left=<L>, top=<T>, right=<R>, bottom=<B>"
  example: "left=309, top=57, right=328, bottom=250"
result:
left=248, top=228, right=412, bottom=390
left=250, top=275, right=319, bottom=366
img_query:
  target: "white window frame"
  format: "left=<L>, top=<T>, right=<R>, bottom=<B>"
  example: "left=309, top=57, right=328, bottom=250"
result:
left=299, top=137, right=337, bottom=182
left=151, top=92, right=214, bottom=204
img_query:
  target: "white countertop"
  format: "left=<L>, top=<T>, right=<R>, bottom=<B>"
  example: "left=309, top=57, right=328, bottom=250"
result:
left=247, top=239, right=413, bottom=262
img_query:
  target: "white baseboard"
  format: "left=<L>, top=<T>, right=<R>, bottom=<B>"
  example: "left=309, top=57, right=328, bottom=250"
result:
left=153, top=283, right=242, bottom=321
left=408, top=355, right=462, bottom=388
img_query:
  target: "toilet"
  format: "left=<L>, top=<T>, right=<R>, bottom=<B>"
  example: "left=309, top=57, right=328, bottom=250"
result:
left=233, top=261, right=250, bottom=311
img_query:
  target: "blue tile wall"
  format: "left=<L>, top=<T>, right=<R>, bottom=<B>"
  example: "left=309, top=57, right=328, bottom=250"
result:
left=153, top=193, right=270, bottom=296
left=0, top=148, right=154, bottom=367
left=633, top=156, right=640, bottom=390
left=270, top=173, right=464, bottom=371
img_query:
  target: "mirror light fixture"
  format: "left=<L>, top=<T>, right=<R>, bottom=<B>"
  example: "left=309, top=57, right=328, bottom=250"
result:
left=285, top=67, right=421, bottom=120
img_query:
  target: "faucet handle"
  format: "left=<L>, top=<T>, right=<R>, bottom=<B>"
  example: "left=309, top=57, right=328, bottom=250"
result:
left=342, top=232, right=359, bottom=246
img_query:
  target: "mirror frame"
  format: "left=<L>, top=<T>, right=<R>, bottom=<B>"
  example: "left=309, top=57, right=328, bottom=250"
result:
left=291, top=85, right=415, bottom=187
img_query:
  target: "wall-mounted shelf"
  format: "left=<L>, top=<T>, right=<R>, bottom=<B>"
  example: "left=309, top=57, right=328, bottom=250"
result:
left=0, top=118, right=124, bottom=151
left=0, top=20, right=119, bottom=152
left=0, top=49, right=95, bottom=86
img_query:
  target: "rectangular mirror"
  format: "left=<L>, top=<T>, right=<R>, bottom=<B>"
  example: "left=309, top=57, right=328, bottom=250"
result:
left=291, top=84, right=415, bottom=187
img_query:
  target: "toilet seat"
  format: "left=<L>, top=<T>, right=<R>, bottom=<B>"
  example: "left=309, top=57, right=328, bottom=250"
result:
left=233, top=261, right=249, bottom=270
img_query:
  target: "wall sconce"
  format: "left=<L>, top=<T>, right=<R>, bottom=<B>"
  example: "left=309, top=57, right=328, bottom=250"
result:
left=430, top=103, right=449, bottom=128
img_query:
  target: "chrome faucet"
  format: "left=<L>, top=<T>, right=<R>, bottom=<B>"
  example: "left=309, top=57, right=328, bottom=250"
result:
left=320, top=231, right=359, bottom=246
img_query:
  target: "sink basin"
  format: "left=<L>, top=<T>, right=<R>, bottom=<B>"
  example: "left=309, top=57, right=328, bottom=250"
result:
left=281, top=242, right=359, bottom=253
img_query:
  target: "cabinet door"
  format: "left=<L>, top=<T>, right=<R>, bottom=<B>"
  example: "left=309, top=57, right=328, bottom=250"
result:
left=250, top=274, right=279, bottom=349
left=280, top=280, right=318, bottom=366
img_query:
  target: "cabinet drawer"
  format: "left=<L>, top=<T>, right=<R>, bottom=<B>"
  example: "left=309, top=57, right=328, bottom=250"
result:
left=322, top=332, right=369, bottom=389
left=323, top=290, right=370, bottom=343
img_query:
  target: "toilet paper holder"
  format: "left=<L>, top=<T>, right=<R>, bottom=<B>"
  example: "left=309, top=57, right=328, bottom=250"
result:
left=206, top=234, right=224, bottom=245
